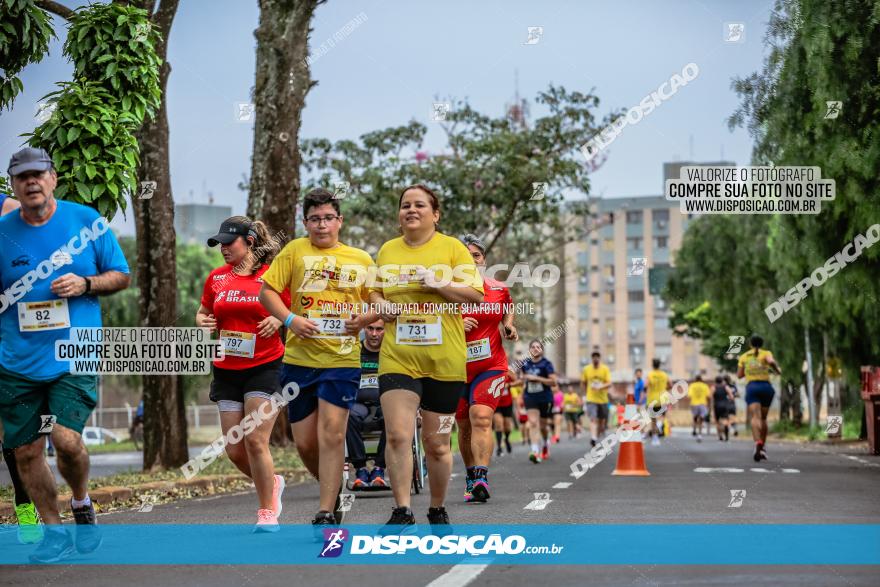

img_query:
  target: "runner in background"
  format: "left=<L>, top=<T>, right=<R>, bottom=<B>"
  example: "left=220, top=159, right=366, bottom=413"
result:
left=197, top=216, right=287, bottom=531
left=581, top=351, right=612, bottom=447
left=259, top=188, right=377, bottom=530
left=520, top=340, right=557, bottom=463
left=510, top=370, right=528, bottom=445
left=368, top=184, right=484, bottom=530
left=346, top=319, right=388, bottom=489
left=493, top=368, right=516, bottom=457
left=633, top=368, right=646, bottom=407
left=712, top=375, right=735, bottom=441
left=737, top=335, right=781, bottom=462
left=688, top=374, right=711, bottom=443
left=456, top=233, right=516, bottom=503
left=551, top=384, right=564, bottom=444
left=562, top=387, right=582, bottom=440
left=0, top=191, right=38, bottom=545
left=646, top=358, right=672, bottom=446
left=724, top=374, right=740, bottom=436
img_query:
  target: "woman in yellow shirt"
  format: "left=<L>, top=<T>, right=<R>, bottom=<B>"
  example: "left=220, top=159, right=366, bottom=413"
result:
left=369, top=184, right=484, bottom=530
left=737, top=334, right=781, bottom=462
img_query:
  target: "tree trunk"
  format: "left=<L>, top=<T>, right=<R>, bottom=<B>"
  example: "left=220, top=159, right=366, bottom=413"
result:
left=247, top=0, right=321, bottom=235
left=779, top=380, right=792, bottom=423
left=248, top=0, right=321, bottom=446
left=132, top=0, right=187, bottom=471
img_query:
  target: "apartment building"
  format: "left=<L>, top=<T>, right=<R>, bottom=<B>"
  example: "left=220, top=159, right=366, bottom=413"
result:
left=556, top=161, right=734, bottom=382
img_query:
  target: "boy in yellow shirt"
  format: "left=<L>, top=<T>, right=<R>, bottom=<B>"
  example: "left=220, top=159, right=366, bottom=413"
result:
left=645, top=358, right=671, bottom=446
left=688, top=374, right=711, bottom=442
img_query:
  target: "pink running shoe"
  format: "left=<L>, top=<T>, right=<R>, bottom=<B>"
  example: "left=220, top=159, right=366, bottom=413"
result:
left=273, top=474, right=285, bottom=518
left=254, top=508, right=279, bottom=533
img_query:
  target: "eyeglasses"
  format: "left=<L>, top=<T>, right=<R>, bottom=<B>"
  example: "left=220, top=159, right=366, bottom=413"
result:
left=306, top=215, right=340, bottom=225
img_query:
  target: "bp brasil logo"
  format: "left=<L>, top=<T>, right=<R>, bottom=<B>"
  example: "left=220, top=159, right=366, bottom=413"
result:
left=319, top=528, right=349, bottom=558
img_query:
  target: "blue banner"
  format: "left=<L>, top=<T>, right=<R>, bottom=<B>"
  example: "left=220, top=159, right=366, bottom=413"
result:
left=2, top=524, right=878, bottom=565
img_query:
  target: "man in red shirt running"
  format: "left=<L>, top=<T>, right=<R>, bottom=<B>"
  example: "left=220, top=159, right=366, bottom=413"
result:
left=455, top=234, right=517, bottom=503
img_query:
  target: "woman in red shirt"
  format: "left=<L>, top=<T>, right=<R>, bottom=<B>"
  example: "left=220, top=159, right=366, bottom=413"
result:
left=196, top=216, right=290, bottom=532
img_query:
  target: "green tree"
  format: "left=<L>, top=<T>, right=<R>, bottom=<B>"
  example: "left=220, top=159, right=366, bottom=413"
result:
left=729, top=0, right=880, bottom=405
left=5, top=0, right=185, bottom=470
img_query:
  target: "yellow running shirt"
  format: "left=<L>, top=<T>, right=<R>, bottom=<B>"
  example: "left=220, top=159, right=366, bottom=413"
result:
left=738, top=349, right=774, bottom=382
left=262, top=237, right=374, bottom=369
left=563, top=392, right=581, bottom=413
left=371, top=232, right=483, bottom=381
left=688, top=381, right=710, bottom=406
left=581, top=363, right=611, bottom=404
left=646, top=369, right=670, bottom=404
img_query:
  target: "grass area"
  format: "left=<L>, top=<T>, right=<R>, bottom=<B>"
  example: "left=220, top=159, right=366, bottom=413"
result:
left=87, top=440, right=140, bottom=454
left=770, top=405, right=863, bottom=441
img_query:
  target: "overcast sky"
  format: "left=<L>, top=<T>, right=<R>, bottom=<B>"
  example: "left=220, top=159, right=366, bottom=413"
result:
left=0, top=0, right=773, bottom=235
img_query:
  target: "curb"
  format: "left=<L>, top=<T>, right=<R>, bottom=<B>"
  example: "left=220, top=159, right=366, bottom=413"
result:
left=0, top=468, right=311, bottom=518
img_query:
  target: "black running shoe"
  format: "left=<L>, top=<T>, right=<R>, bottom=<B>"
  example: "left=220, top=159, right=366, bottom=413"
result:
left=312, top=511, right=337, bottom=541
left=70, top=500, right=102, bottom=554
left=427, top=506, right=452, bottom=535
left=505, top=438, right=513, bottom=453
left=753, top=443, right=763, bottom=462
left=379, top=506, right=416, bottom=535
left=29, top=527, right=75, bottom=563
left=470, top=479, right=490, bottom=502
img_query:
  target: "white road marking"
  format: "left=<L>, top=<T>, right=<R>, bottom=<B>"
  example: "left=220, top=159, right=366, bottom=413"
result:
left=750, top=468, right=775, bottom=473
left=425, top=563, right=490, bottom=587
left=694, top=467, right=745, bottom=473
left=524, top=493, right=552, bottom=510
left=552, top=482, right=572, bottom=489
left=781, top=468, right=800, bottom=473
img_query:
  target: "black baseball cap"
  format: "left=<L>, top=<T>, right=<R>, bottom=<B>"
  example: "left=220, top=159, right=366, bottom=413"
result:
left=8, top=147, right=53, bottom=176
left=207, top=220, right=254, bottom=247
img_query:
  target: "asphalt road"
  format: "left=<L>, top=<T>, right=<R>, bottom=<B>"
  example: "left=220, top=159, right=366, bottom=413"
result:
left=2, top=429, right=879, bottom=586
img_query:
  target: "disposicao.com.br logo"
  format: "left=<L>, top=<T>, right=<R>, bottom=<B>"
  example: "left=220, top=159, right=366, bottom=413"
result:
left=328, top=533, right=563, bottom=557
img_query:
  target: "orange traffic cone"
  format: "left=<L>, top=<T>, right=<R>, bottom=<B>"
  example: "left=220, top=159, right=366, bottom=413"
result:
left=612, top=392, right=650, bottom=476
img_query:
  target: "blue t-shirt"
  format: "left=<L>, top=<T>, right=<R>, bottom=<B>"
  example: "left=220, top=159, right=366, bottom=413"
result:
left=634, top=377, right=646, bottom=404
left=0, top=193, right=7, bottom=211
left=0, top=200, right=129, bottom=380
left=521, top=357, right=555, bottom=401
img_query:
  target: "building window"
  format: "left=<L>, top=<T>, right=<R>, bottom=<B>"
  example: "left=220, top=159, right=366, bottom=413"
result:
left=590, top=238, right=599, bottom=246
left=602, top=265, right=615, bottom=277
left=590, top=264, right=599, bottom=272
left=579, top=304, right=589, bottom=319
left=654, top=209, right=669, bottom=224
left=603, top=291, right=614, bottom=304
left=654, top=317, right=669, bottom=331
left=592, top=291, right=599, bottom=298
left=654, top=344, right=671, bottom=363
left=577, top=251, right=588, bottom=268
left=628, top=290, right=645, bottom=302
left=626, top=237, right=642, bottom=251
left=592, top=318, right=600, bottom=324
left=626, top=210, right=643, bottom=224
left=579, top=329, right=588, bottom=342
left=603, top=238, right=614, bottom=251
left=654, top=236, right=668, bottom=249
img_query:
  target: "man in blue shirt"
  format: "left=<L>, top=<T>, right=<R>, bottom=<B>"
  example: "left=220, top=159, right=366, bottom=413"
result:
left=633, top=368, right=646, bottom=405
left=0, top=148, right=130, bottom=563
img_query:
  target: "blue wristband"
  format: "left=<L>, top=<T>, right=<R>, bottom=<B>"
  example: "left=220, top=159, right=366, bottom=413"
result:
left=284, top=313, right=294, bottom=328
